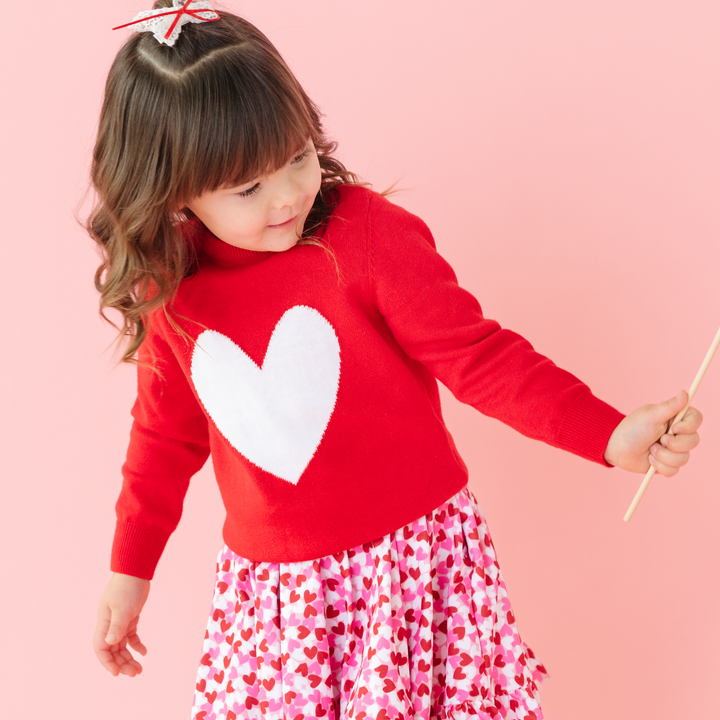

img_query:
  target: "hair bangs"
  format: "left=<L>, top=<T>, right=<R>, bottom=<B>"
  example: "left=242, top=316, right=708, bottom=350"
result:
left=88, top=6, right=361, bottom=365
left=175, top=46, right=317, bottom=201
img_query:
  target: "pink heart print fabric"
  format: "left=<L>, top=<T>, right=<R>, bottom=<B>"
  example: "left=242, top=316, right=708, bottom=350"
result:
left=192, top=486, right=546, bottom=720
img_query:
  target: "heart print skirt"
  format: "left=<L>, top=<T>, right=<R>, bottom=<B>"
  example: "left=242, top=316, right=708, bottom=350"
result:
left=191, top=486, right=547, bottom=720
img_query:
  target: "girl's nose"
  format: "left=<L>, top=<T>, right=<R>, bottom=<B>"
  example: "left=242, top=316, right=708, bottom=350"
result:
left=271, top=166, right=300, bottom=209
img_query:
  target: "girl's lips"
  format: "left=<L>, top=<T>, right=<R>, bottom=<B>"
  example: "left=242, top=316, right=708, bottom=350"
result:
left=268, top=214, right=299, bottom=229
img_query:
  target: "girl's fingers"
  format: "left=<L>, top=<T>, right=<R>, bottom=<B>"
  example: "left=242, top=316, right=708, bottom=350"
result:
left=661, top=430, right=700, bottom=453
left=117, top=654, right=143, bottom=676
left=671, top=406, right=703, bottom=434
left=126, top=630, right=147, bottom=656
left=96, top=646, right=122, bottom=676
left=651, top=443, right=689, bottom=470
left=649, top=452, right=680, bottom=478
left=95, top=623, right=144, bottom=675
left=111, top=643, right=144, bottom=676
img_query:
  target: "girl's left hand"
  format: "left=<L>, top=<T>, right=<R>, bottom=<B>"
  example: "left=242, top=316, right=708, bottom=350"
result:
left=604, top=390, right=703, bottom=476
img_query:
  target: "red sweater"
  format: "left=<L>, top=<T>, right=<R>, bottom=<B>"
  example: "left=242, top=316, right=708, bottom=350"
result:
left=111, top=185, right=624, bottom=579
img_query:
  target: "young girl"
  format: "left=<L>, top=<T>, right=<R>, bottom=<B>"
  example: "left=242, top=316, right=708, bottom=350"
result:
left=91, top=3, right=702, bottom=719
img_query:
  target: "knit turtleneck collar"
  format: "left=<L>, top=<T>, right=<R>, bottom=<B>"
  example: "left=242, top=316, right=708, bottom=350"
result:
left=198, top=224, right=280, bottom=268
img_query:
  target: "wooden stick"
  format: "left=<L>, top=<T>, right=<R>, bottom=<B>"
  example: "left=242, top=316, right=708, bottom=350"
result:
left=624, top=325, right=720, bottom=522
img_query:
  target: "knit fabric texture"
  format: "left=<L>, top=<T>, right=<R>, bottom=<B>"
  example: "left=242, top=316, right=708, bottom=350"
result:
left=111, top=185, right=624, bottom=579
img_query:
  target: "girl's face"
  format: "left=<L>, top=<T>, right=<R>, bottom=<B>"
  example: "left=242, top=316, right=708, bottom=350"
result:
left=185, top=139, right=322, bottom=252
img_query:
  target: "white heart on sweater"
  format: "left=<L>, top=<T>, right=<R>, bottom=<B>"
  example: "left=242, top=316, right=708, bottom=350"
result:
left=191, top=305, right=341, bottom=485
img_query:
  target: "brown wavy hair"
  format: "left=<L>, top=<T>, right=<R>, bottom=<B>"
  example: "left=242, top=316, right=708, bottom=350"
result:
left=87, top=2, right=361, bottom=363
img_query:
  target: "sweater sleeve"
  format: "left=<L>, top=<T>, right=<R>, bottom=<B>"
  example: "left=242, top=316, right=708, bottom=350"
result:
left=367, top=193, right=624, bottom=466
left=111, top=321, right=211, bottom=580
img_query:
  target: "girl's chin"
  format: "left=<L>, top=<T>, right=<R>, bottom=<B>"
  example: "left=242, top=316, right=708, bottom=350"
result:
left=264, top=232, right=301, bottom=252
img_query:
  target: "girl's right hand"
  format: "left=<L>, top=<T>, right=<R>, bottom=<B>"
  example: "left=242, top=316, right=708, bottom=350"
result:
left=93, top=572, right=151, bottom=677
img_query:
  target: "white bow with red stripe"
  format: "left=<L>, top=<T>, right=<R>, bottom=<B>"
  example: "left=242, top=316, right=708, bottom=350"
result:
left=112, top=0, right=220, bottom=47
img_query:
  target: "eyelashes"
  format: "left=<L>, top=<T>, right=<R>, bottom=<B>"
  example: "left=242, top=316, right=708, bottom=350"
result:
left=235, top=148, right=312, bottom=199
left=237, top=182, right=261, bottom=198
left=290, top=148, right=311, bottom=165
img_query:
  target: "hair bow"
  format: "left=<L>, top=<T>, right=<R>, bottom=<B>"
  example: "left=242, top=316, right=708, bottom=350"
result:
left=112, top=0, right=220, bottom=47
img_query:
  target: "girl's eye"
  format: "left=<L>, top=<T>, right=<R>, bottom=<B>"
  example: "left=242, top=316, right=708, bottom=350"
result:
left=236, top=183, right=260, bottom=198
left=291, top=148, right=311, bottom=165
left=234, top=147, right=309, bottom=198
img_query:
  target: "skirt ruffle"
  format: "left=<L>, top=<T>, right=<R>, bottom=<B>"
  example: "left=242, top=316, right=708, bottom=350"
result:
left=192, top=486, right=546, bottom=720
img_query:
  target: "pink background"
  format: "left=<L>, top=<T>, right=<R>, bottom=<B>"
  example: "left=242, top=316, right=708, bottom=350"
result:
left=2, top=1, right=719, bottom=718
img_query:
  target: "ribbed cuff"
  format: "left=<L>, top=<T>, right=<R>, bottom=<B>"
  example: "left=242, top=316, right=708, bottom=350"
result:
left=556, top=390, right=625, bottom=467
left=110, top=520, right=170, bottom=580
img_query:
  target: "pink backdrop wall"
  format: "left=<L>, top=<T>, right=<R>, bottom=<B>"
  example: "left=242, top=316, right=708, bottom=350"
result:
left=2, top=1, right=718, bottom=718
